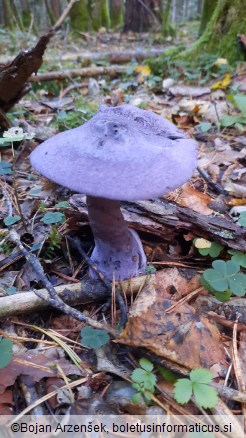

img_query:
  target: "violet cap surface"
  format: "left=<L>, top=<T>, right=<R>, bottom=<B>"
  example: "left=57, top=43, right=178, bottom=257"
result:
left=30, top=104, right=197, bottom=200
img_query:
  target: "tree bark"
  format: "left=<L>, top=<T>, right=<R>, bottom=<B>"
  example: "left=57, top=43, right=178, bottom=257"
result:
left=180, top=0, right=246, bottom=64
left=124, top=0, right=157, bottom=32
left=161, top=0, right=172, bottom=36
left=70, top=0, right=91, bottom=31
left=199, top=0, right=217, bottom=35
left=71, top=196, right=246, bottom=252
left=110, top=0, right=123, bottom=28
left=197, top=0, right=203, bottom=16
left=2, top=0, right=15, bottom=29
left=50, top=0, right=62, bottom=19
left=0, top=31, right=53, bottom=113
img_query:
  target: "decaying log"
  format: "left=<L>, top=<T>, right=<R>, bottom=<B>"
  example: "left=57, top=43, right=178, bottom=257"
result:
left=30, top=65, right=128, bottom=82
left=70, top=195, right=246, bottom=252
left=0, top=274, right=151, bottom=319
left=0, top=47, right=169, bottom=66
left=44, top=48, right=168, bottom=64
left=0, top=31, right=53, bottom=113
left=131, top=199, right=246, bottom=252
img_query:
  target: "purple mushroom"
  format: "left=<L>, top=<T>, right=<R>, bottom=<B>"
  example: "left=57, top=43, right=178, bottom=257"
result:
left=30, top=104, right=197, bottom=281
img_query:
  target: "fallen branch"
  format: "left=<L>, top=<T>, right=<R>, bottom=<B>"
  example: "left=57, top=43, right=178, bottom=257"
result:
left=47, top=47, right=168, bottom=64
left=52, top=0, right=79, bottom=31
left=0, top=47, right=170, bottom=65
left=127, top=199, right=246, bottom=252
left=30, top=65, right=128, bottom=82
left=70, top=195, right=246, bottom=252
left=0, top=274, right=150, bottom=319
left=8, top=229, right=117, bottom=335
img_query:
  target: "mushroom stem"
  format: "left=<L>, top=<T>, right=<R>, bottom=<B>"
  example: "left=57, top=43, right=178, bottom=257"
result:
left=86, top=196, right=147, bottom=281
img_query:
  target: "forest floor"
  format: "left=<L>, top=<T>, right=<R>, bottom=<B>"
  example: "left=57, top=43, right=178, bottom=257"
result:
left=0, top=24, right=245, bottom=429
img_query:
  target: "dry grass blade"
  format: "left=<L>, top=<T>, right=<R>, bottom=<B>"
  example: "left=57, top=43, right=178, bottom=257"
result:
left=165, top=287, right=204, bottom=313
left=8, top=375, right=93, bottom=424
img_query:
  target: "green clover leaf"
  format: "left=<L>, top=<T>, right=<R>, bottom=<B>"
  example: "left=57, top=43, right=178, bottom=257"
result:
left=228, top=250, right=246, bottom=268
left=41, top=212, right=65, bottom=225
left=203, top=260, right=245, bottom=298
left=80, top=326, right=109, bottom=349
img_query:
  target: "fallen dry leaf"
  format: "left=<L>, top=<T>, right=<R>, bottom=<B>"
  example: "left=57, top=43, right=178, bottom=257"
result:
left=0, top=389, right=13, bottom=415
left=45, top=377, right=65, bottom=410
left=179, top=183, right=214, bottom=215
left=153, top=268, right=200, bottom=300
left=172, top=114, right=195, bottom=128
left=117, top=272, right=225, bottom=372
left=0, top=347, right=83, bottom=394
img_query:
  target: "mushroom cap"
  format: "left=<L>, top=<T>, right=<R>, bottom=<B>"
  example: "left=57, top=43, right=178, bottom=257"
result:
left=30, top=104, right=197, bottom=201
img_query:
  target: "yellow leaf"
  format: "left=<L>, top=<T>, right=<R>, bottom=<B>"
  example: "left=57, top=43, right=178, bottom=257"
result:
left=194, top=238, right=212, bottom=249
left=135, top=65, right=151, bottom=83
left=211, top=73, right=231, bottom=90
left=135, top=65, right=151, bottom=75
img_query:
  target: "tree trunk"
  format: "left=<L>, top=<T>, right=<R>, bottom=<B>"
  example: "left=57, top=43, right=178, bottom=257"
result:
left=50, top=0, right=62, bottom=19
left=180, top=0, right=246, bottom=64
left=70, top=0, right=91, bottom=31
left=124, top=0, right=156, bottom=32
left=110, top=0, right=123, bottom=28
left=101, top=0, right=111, bottom=29
left=88, top=0, right=110, bottom=30
left=182, top=0, right=188, bottom=22
left=2, top=0, right=16, bottom=29
left=199, top=0, right=217, bottom=35
left=197, top=0, right=203, bottom=16
left=161, top=0, right=172, bottom=36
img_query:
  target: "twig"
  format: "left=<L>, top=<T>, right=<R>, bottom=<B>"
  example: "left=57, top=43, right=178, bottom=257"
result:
left=208, top=311, right=246, bottom=332
left=165, top=287, right=204, bottom=313
left=59, top=82, right=87, bottom=98
left=0, top=250, right=23, bottom=272
left=9, top=375, right=91, bottom=424
left=2, top=187, right=13, bottom=216
left=52, top=0, right=80, bottom=31
left=232, top=317, right=245, bottom=392
left=211, top=382, right=246, bottom=403
left=67, top=236, right=128, bottom=329
left=197, top=166, right=225, bottom=194
left=8, top=229, right=116, bottom=336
